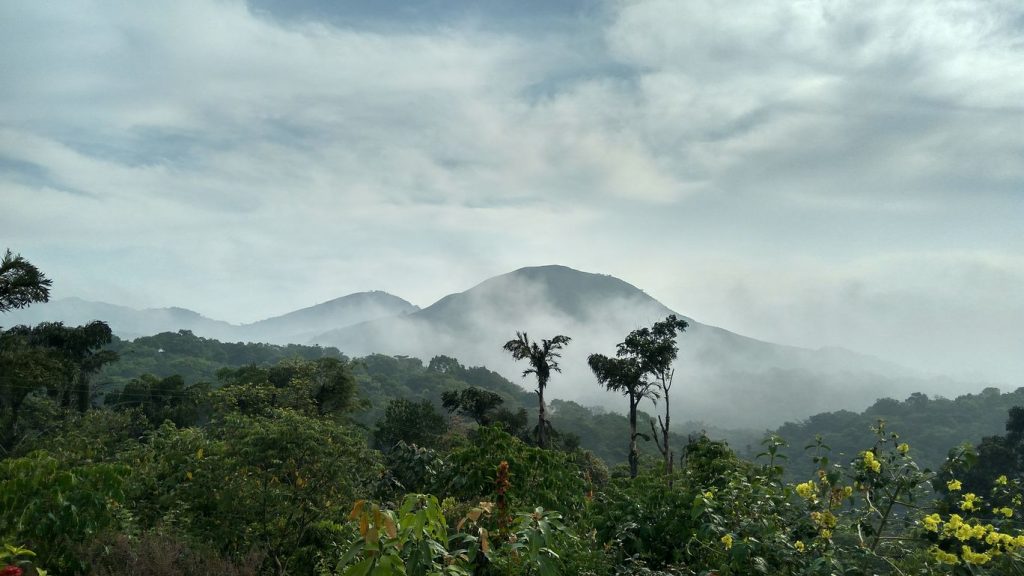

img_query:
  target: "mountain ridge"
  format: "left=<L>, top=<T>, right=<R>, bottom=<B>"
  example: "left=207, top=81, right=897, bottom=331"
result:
left=4, top=264, right=933, bottom=427
left=2, top=290, right=418, bottom=345
left=309, top=265, right=925, bottom=427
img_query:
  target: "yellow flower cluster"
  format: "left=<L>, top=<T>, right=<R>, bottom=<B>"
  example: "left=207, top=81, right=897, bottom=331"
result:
left=947, top=479, right=962, bottom=491
left=931, top=547, right=959, bottom=565
left=897, top=442, right=910, bottom=455
left=959, top=492, right=980, bottom=511
left=810, top=510, right=837, bottom=529
left=996, top=475, right=1009, bottom=486
left=795, top=481, right=816, bottom=500
left=721, top=534, right=733, bottom=550
left=999, top=507, right=1014, bottom=518
left=925, top=511, right=1024, bottom=566
left=861, top=451, right=881, bottom=473
left=794, top=540, right=805, bottom=552
left=960, top=545, right=992, bottom=565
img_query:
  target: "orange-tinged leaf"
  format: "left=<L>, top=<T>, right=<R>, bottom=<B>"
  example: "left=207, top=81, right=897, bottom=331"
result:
left=383, top=514, right=397, bottom=539
left=349, top=500, right=365, bottom=521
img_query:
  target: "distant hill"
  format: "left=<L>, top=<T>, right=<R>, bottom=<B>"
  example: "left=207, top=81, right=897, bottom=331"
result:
left=313, top=265, right=932, bottom=428
left=3, top=291, right=418, bottom=345
left=0, top=297, right=239, bottom=341
left=238, top=291, right=419, bottom=344
left=757, top=386, right=1024, bottom=482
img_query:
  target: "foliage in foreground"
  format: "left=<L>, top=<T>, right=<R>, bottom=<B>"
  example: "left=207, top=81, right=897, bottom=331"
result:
left=4, top=250, right=1024, bottom=575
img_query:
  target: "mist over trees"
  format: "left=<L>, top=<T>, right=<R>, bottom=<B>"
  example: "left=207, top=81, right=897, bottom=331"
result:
left=4, top=251, right=1024, bottom=575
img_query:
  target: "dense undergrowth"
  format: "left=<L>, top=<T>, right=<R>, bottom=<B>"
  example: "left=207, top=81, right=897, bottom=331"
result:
left=2, top=351, right=1024, bottom=575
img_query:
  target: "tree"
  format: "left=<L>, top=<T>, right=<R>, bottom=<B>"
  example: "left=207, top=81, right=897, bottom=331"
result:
left=938, top=407, right=1024, bottom=505
left=4, top=321, right=118, bottom=412
left=0, top=249, right=52, bottom=313
left=590, top=316, right=688, bottom=479
left=441, top=386, right=505, bottom=425
left=502, top=332, right=571, bottom=449
left=588, top=353, right=649, bottom=478
left=634, top=315, right=688, bottom=476
left=428, top=355, right=464, bottom=375
left=373, top=398, right=448, bottom=451
left=105, top=373, right=209, bottom=427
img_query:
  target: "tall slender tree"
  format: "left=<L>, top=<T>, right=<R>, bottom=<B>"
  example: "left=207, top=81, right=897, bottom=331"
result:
left=502, top=332, right=571, bottom=449
left=635, top=315, right=688, bottom=476
left=588, top=353, right=650, bottom=478
left=590, top=314, right=688, bottom=478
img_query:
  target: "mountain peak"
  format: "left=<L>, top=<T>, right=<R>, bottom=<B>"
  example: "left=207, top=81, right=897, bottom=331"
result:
left=456, top=265, right=664, bottom=321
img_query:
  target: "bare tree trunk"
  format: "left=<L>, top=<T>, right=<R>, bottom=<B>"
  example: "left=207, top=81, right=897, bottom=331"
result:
left=537, top=379, right=547, bottom=449
left=628, top=396, right=639, bottom=478
left=650, top=372, right=674, bottom=479
left=662, top=391, right=670, bottom=470
left=76, top=373, right=90, bottom=412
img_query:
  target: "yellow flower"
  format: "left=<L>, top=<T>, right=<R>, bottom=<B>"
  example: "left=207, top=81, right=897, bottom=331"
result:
left=810, top=510, right=837, bottom=529
left=794, top=540, right=805, bottom=552
left=971, top=524, right=987, bottom=539
left=861, top=451, right=882, bottom=473
left=820, top=529, right=832, bottom=539
left=961, top=545, right=991, bottom=565
left=721, top=534, right=733, bottom=550
left=959, top=493, right=979, bottom=511
left=932, top=547, right=959, bottom=565
left=922, top=513, right=941, bottom=532
left=704, top=491, right=714, bottom=499
left=795, top=481, right=816, bottom=500
left=897, top=443, right=910, bottom=455
left=947, top=479, right=962, bottom=491
left=996, top=475, right=1008, bottom=486
left=1000, top=507, right=1014, bottom=518
left=955, top=524, right=974, bottom=541
left=842, top=485, right=853, bottom=498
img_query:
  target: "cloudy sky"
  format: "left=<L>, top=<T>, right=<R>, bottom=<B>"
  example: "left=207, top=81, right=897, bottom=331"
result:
left=2, top=0, right=1022, bottom=385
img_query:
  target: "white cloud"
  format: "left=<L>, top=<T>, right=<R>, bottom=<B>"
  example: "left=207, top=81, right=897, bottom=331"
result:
left=1, top=0, right=1021, bottom=385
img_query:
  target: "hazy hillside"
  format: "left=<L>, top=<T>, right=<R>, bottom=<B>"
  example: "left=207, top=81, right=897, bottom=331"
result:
left=238, top=291, right=418, bottom=344
left=755, top=386, right=1024, bottom=482
left=3, top=291, right=418, bottom=345
left=0, top=297, right=239, bottom=341
left=5, top=265, right=976, bottom=429
left=314, top=265, right=937, bottom=428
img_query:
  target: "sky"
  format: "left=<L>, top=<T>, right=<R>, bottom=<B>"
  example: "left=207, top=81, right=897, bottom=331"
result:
left=1, top=0, right=1022, bottom=385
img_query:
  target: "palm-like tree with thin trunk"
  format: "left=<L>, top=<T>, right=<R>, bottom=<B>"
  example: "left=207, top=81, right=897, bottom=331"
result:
left=502, top=332, right=571, bottom=449
left=0, top=249, right=52, bottom=313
